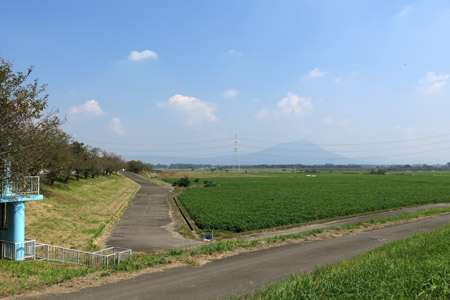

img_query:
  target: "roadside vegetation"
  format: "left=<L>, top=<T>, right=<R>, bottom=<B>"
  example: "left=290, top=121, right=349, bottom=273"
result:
left=1, top=207, right=449, bottom=298
left=0, top=173, right=139, bottom=296
left=164, top=173, right=450, bottom=233
left=26, top=174, right=140, bottom=250
left=234, top=222, right=450, bottom=300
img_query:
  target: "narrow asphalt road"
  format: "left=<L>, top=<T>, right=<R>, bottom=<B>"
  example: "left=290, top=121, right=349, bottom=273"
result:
left=28, top=213, right=450, bottom=300
left=105, top=172, right=201, bottom=251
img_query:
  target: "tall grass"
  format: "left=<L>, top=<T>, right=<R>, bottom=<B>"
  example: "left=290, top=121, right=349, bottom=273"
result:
left=26, top=174, right=139, bottom=250
left=0, top=208, right=448, bottom=297
left=0, top=260, right=93, bottom=296
left=0, top=174, right=139, bottom=297
left=237, top=223, right=450, bottom=300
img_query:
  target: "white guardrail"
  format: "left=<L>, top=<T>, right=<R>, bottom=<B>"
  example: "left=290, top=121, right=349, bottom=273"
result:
left=0, top=239, right=132, bottom=266
left=0, top=239, right=36, bottom=260
left=1, top=176, right=40, bottom=197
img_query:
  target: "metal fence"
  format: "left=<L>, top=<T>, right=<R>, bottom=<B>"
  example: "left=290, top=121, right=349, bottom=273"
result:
left=34, top=243, right=132, bottom=266
left=0, top=239, right=132, bottom=266
left=0, top=239, right=36, bottom=260
left=1, top=176, right=40, bottom=197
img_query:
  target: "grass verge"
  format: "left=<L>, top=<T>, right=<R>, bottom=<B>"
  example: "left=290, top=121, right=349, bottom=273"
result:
left=136, top=172, right=167, bottom=187
left=2, top=207, right=448, bottom=298
left=234, top=223, right=450, bottom=299
left=108, top=207, right=450, bottom=272
left=26, top=174, right=140, bottom=250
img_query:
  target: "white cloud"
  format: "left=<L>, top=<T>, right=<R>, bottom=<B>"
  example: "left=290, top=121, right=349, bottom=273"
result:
left=70, top=99, right=104, bottom=115
left=158, top=94, right=217, bottom=127
left=417, top=72, right=450, bottom=94
left=227, top=49, right=242, bottom=57
left=308, top=68, right=326, bottom=78
left=276, top=93, right=313, bottom=116
left=222, top=88, right=240, bottom=98
left=398, top=6, right=412, bottom=17
left=254, top=107, right=269, bottom=120
left=333, top=77, right=343, bottom=84
left=110, top=117, right=124, bottom=135
left=322, top=116, right=352, bottom=128
left=128, top=50, right=158, bottom=61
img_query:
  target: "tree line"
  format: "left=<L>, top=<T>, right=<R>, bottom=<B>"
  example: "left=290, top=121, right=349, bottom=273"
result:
left=0, top=58, right=149, bottom=185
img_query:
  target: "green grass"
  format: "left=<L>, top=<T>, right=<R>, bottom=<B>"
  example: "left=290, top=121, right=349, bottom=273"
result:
left=0, top=260, right=94, bottom=296
left=135, top=172, right=167, bottom=187
left=235, top=223, right=450, bottom=300
left=26, top=174, right=139, bottom=250
left=111, top=207, right=450, bottom=272
left=165, top=173, right=450, bottom=232
left=0, top=174, right=140, bottom=297
left=1, top=207, right=448, bottom=297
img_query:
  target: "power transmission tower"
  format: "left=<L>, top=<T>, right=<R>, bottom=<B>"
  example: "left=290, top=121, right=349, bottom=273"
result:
left=232, top=132, right=240, bottom=172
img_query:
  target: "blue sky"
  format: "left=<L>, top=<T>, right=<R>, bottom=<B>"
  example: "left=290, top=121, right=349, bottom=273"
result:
left=2, top=0, right=450, bottom=164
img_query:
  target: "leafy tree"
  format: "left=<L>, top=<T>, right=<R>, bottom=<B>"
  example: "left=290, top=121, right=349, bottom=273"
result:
left=71, top=142, right=90, bottom=180
left=43, top=129, right=71, bottom=185
left=126, top=160, right=149, bottom=174
left=102, top=151, right=125, bottom=175
left=88, top=147, right=102, bottom=178
left=173, top=176, right=190, bottom=187
left=0, top=59, right=61, bottom=180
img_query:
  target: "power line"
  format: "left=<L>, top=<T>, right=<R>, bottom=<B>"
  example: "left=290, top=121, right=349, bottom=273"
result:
left=125, top=151, right=233, bottom=160
left=239, top=133, right=450, bottom=147
left=238, top=139, right=450, bottom=154
left=240, top=145, right=450, bottom=160
left=100, top=144, right=231, bottom=153
left=82, top=133, right=450, bottom=148
left=80, top=132, right=450, bottom=162
left=81, top=138, right=233, bottom=146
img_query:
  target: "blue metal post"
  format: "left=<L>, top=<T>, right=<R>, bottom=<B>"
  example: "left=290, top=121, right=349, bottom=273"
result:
left=6, top=201, right=25, bottom=260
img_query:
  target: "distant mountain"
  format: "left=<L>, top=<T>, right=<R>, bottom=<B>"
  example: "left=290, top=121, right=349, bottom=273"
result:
left=140, top=139, right=363, bottom=166
left=236, top=139, right=361, bottom=165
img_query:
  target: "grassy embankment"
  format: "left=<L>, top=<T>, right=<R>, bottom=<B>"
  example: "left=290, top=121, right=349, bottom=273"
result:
left=1, top=206, right=449, bottom=297
left=234, top=222, right=450, bottom=300
left=0, top=174, right=140, bottom=296
left=26, top=174, right=140, bottom=250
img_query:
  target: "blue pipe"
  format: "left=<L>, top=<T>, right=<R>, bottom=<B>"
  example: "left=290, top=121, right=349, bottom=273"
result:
left=6, top=201, right=25, bottom=260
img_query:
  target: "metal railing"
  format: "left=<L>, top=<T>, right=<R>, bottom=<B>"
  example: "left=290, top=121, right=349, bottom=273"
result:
left=1, top=176, right=40, bottom=197
left=93, top=247, right=133, bottom=266
left=0, top=239, right=36, bottom=260
left=0, top=239, right=131, bottom=266
left=34, top=243, right=132, bottom=266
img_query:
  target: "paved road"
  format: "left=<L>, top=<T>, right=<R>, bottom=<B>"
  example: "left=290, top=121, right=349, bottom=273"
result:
left=106, top=172, right=201, bottom=251
left=28, top=213, right=450, bottom=300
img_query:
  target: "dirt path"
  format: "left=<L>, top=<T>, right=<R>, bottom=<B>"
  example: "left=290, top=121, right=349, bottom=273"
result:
left=105, top=172, right=201, bottom=251
left=26, top=213, right=450, bottom=300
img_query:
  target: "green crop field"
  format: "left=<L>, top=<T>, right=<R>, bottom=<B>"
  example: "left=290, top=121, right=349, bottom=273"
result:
left=167, top=173, right=450, bottom=232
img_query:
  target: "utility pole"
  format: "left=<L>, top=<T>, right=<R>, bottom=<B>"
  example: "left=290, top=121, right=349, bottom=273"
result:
left=232, top=132, right=240, bottom=172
